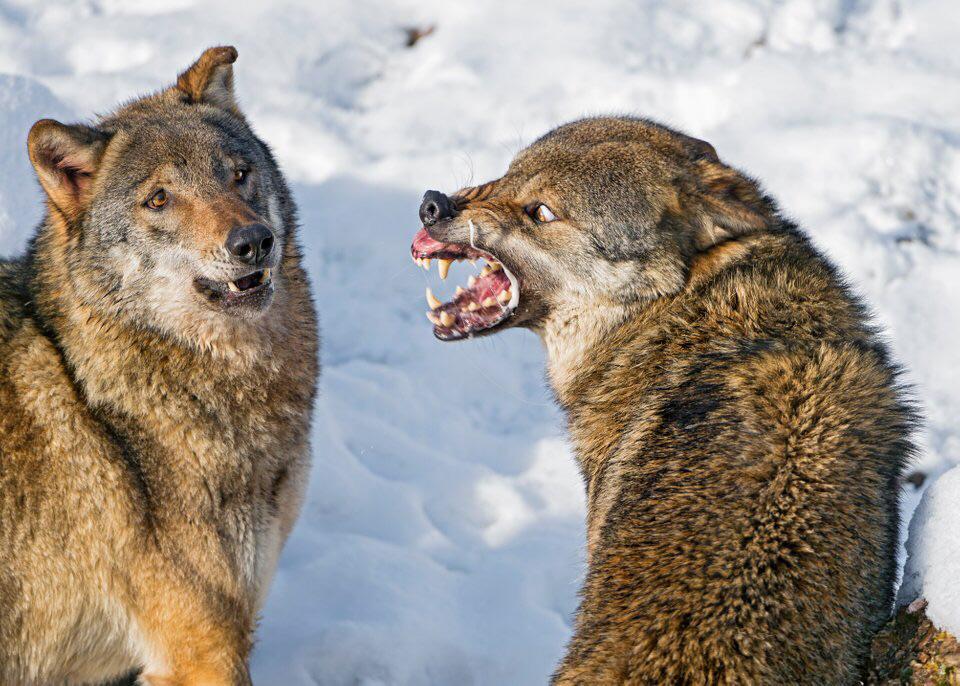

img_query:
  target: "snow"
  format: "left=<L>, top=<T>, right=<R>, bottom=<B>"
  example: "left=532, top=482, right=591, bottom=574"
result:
left=0, top=0, right=956, bottom=683
left=898, top=466, right=960, bottom=639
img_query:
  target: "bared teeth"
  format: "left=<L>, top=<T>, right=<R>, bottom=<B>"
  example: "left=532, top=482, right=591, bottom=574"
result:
left=455, top=286, right=465, bottom=296
left=467, top=275, right=477, bottom=288
left=468, top=302, right=480, bottom=311
left=498, top=288, right=512, bottom=303
left=426, top=287, right=442, bottom=310
left=482, top=296, right=496, bottom=308
left=427, top=311, right=441, bottom=325
left=479, top=262, right=501, bottom=277
left=438, top=259, right=452, bottom=279
left=422, top=258, right=431, bottom=270
left=439, top=311, right=455, bottom=327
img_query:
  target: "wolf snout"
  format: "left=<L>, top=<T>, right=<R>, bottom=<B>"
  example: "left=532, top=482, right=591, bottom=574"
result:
left=419, top=190, right=455, bottom=226
left=226, top=223, right=275, bottom=265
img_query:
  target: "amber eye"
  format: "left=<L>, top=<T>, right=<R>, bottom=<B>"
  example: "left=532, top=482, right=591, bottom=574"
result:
left=146, top=189, right=168, bottom=210
left=234, top=168, right=249, bottom=184
left=530, top=203, right=557, bottom=223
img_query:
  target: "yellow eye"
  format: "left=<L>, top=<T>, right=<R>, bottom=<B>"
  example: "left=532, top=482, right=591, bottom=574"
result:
left=234, top=168, right=249, bottom=184
left=146, top=189, right=168, bottom=210
left=533, top=203, right=557, bottom=223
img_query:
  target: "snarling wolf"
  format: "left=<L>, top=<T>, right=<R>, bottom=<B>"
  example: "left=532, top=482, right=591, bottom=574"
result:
left=411, top=117, right=915, bottom=684
left=0, top=47, right=318, bottom=685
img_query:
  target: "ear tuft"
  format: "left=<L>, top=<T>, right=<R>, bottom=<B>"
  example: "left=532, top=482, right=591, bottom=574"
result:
left=175, top=45, right=240, bottom=115
left=28, top=119, right=108, bottom=222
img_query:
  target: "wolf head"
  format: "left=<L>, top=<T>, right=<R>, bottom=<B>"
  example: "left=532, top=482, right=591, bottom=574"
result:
left=411, top=116, right=777, bottom=340
left=28, top=47, right=299, bottom=350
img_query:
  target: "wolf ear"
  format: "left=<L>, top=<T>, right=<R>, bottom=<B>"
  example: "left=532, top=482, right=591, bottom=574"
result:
left=175, top=46, right=240, bottom=115
left=28, top=119, right=109, bottom=222
left=690, top=159, right=772, bottom=250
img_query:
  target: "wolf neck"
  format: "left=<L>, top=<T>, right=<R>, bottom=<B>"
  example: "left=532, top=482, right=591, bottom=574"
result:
left=537, top=298, right=639, bottom=408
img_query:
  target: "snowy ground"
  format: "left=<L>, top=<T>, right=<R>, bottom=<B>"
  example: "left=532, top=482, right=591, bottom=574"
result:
left=0, top=1, right=957, bottom=683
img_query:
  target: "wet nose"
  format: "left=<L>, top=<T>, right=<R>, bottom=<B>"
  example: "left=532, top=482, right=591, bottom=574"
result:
left=226, top=223, right=275, bottom=265
left=419, top=190, right=455, bottom=226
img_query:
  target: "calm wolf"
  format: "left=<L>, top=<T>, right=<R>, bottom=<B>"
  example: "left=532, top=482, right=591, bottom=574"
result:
left=0, top=47, right=318, bottom=685
left=410, top=117, right=915, bottom=684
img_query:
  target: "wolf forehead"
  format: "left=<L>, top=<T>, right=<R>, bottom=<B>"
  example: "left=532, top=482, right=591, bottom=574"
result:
left=463, top=117, right=767, bottom=239
left=516, top=116, right=718, bottom=171
left=463, top=117, right=721, bottom=213
left=97, top=110, right=270, bottom=185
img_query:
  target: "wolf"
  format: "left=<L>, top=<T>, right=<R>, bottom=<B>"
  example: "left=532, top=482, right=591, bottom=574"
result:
left=0, top=47, right=318, bottom=685
left=410, top=116, right=915, bottom=684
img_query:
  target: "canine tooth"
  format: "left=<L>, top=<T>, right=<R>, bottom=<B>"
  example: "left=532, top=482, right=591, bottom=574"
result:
left=227, top=281, right=240, bottom=292
left=455, top=286, right=465, bottom=296
left=468, top=302, right=480, bottom=311
left=439, top=311, right=455, bottom=327
left=423, top=258, right=431, bottom=270
left=468, top=275, right=477, bottom=288
left=480, top=266, right=491, bottom=277
left=489, top=262, right=502, bottom=272
left=438, top=259, right=452, bottom=280
left=427, top=311, right=441, bottom=325
left=425, top=287, right=442, bottom=310
left=482, top=297, right=496, bottom=308
left=498, top=288, right=512, bottom=303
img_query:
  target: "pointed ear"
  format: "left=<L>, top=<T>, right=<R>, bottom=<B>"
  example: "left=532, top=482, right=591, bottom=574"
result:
left=175, top=45, right=240, bottom=115
left=690, top=159, right=772, bottom=250
left=28, top=119, right=109, bottom=222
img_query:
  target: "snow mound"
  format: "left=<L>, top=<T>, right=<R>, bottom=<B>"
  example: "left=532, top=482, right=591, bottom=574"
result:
left=897, top=467, right=960, bottom=638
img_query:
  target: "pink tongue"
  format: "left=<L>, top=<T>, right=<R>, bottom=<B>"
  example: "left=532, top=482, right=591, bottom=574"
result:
left=411, top=227, right=447, bottom=257
left=410, top=227, right=483, bottom=260
left=461, top=270, right=511, bottom=305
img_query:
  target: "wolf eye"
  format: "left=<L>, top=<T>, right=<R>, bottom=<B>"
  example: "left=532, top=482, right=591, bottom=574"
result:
left=530, top=203, right=557, bottom=223
left=146, top=189, right=168, bottom=210
left=234, top=168, right=249, bottom=184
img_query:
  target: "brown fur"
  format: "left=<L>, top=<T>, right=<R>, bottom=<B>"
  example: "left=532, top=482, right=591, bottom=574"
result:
left=0, top=48, right=318, bottom=685
left=419, top=117, right=915, bottom=684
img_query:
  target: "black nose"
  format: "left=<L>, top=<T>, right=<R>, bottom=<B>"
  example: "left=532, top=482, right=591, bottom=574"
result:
left=226, top=224, right=275, bottom=265
left=419, top=190, right=455, bottom=226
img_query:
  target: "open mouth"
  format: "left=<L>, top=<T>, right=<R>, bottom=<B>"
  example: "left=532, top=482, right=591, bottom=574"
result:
left=194, top=268, right=273, bottom=306
left=411, top=228, right=519, bottom=341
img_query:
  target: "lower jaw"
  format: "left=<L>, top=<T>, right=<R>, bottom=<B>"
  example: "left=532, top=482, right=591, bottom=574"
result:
left=427, top=266, right=520, bottom=340
left=197, top=282, right=276, bottom=316
left=433, top=302, right=516, bottom=340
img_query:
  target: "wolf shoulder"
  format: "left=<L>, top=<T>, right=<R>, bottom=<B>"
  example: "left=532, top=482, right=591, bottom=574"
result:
left=676, top=228, right=911, bottom=440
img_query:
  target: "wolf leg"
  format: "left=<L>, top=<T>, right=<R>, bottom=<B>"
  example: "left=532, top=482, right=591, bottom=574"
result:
left=133, top=577, right=254, bottom=686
